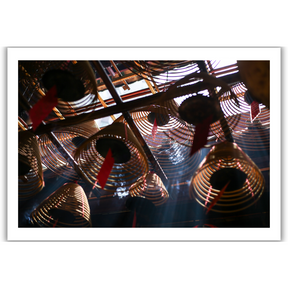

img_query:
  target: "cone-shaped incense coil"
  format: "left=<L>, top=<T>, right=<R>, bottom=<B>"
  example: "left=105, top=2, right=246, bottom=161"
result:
left=210, top=82, right=270, bottom=143
left=116, top=100, right=195, bottom=148
left=19, top=61, right=98, bottom=119
left=74, top=122, right=149, bottom=195
left=39, top=121, right=99, bottom=181
left=190, top=141, right=265, bottom=213
left=30, top=183, right=91, bottom=227
left=18, top=130, right=44, bottom=201
left=129, top=172, right=169, bottom=206
left=179, top=95, right=235, bottom=144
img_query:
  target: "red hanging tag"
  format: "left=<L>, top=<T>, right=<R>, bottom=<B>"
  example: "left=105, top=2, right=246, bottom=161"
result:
left=29, top=85, right=58, bottom=131
left=251, top=100, right=260, bottom=122
left=190, top=115, right=213, bottom=156
left=132, top=210, right=137, bottom=227
left=152, top=118, right=157, bottom=140
left=206, top=181, right=230, bottom=214
left=97, top=148, right=115, bottom=189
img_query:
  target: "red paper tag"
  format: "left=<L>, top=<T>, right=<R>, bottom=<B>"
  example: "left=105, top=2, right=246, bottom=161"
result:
left=152, top=118, right=157, bottom=140
left=29, top=85, right=58, bottom=131
left=97, top=148, right=115, bottom=189
left=251, top=101, right=260, bottom=122
left=132, top=210, right=137, bottom=227
left=206, top=181, right=230, bottom=214
left=190, top=115, right=213, bottom=156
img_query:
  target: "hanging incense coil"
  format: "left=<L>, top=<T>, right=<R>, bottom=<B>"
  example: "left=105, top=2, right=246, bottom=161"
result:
left=116, top=99, right=195, bottom=148
left=18, top=130, right=44, bottom=201
left=30, top=183, right=91, bottom=227
left=129, top=172, right=169, bottom=206
left=179, top=94, right=234, bottom=143
left=38, top=121, right=99, bottom=181
left=237, top=61, right=270, bottom=109
left=211, top=82, right=270, bottom=147
left=19, top=61, right=98, bottom=121
left=190, top=141, right=265, bottom=213
left=159, top=71, right=242, bottom=144
left=74, top=122, right=149, bottom=195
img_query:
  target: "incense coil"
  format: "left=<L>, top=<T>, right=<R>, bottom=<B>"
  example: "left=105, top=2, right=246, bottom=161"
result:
left=160, top=72, right=242, bottom=144
left=179, top=95, right=235, bottom=144
left=18, top=130, right=44, bottom=201
left=190, top=141, right=265, bottom=213
left=30, top=183, right=91, bottom=227
left=121, top=61, right=199, bottom=87
left=129, top=172, right=169, bottom=206
left=74, top=122, right=149, bottom=195
left=211, top=82, right=270, bottom=148
left=19, top=61, right=98, bottom=121
left=38, top=121, right=99, bottom=181
left=117, top=99, right=195, bottom=148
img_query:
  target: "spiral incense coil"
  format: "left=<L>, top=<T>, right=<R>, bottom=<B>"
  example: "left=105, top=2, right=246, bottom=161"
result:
left=121, top=61, right=199, bottom=87
left=129, top=172, right=169, bottom=206
left=211, top=82, right=270, bottom=147
left=159, top=71, right=241, bottom=144
left=30, top=183, right=91, bottom=227
left=117, top=99, right=195, bottom=148
left=190, top=141, right=265, bottom=213
left=74, top=122, right=149, bottom=195
left=18, top=130, right=44, bottom=201
left=19, top=60, right=98, bottom=120
left=179, top=95, right=235, bottom=144
left=38, top=121, right=99, bottom=181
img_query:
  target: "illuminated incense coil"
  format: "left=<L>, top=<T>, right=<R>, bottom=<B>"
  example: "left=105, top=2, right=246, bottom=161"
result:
left=190, top=141, right=265, bottom=213
left=18, top=130, right=44, bottom=201
left=212, top=82, right=270, bottom=146
left=74, top=122, right=149, bottom=195
left=179, top=95, right=235, bottom=144
left=30, top=183, right=91, bottom=227
left=129, top=172, right=169, bottom=206
left=117, top=100, right=195, bottom=148
left=19, top=60, right=98, bottom=119
left=159, top=72, right=242, bottom=145
left=38, top=121, right=99, bottom=181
